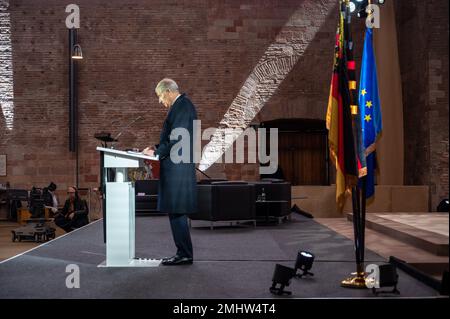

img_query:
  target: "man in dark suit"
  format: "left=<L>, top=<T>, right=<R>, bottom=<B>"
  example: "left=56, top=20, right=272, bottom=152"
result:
left=143, top=78, right=197, bottom=266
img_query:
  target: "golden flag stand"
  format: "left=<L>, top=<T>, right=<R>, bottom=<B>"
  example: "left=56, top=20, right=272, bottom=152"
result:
left=341, top=176, right=368, bottom=288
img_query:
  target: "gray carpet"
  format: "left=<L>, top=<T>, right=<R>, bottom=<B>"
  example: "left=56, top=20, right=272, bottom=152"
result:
left=0, top=215, right=440, bottom=299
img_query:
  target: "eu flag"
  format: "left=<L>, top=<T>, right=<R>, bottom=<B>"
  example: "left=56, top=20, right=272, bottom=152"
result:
left=359, top=28, right=382, bottom=199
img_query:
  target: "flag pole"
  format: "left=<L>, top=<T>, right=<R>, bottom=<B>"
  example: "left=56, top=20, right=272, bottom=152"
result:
left=340, top=0, right=368, bottom=288
left=341, top=185, right=367, bottom=288
left=360, top=0, right=371, bottom=267
left=361, top=176, right=367, bottom=262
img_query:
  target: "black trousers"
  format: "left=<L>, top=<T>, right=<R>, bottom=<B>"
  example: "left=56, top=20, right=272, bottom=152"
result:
left=54, top=214, right=73, bottom=233
left=168, top=214, right=193, bottom=259
left=54, top=214, right=88, bottom=233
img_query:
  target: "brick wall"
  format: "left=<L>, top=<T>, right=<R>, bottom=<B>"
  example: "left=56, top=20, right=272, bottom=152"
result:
left=1, top=0, right=349, bottom=195
left=1, top=0, right=447, bottom=210
left=396, top=0, right=449, bottom=210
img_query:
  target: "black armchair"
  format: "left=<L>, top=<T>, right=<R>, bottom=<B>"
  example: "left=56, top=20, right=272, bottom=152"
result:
left=190, top=181, right=256, bottom=229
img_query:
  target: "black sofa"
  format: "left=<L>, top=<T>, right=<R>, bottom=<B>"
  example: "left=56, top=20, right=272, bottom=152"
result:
left=136, top=178, right=292, bottom=224
left=189, top=181, right=256, bottom=229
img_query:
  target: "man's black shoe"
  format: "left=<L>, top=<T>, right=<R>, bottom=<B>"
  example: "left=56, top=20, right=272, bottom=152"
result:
left=162, top=255, right=179, bottom=262
left=161, top=255, right=193, bottom=266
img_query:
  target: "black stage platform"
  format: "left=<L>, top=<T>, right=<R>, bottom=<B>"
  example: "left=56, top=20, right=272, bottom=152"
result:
left=0, top=215, right=440, bottom=298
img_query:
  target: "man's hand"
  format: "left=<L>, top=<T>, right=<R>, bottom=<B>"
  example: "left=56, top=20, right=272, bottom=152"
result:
left=68, top=212, right=75, bottom=220
left=143, top=147, right=155, bottom=157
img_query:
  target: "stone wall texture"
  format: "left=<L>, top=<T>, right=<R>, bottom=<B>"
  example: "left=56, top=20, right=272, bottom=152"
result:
left=396, top=0, right=449, bottom=210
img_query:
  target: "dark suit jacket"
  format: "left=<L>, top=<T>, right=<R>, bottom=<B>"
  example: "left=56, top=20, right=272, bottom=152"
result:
left=155, top=94, right=198, bottom=214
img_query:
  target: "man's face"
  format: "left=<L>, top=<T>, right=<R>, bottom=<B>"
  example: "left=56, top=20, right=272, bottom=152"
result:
left=67, top=187, right=76, bottom=200
left=157, top=90, right=171, bottom=108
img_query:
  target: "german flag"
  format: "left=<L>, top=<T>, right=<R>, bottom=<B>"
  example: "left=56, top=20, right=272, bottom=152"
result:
left=326, top=1, right=365, bottom=210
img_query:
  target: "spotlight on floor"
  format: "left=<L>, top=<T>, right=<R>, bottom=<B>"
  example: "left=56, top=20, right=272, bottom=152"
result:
left=437, top=199, right=449, bottom=212
left=372, top=264, right=400, bottom=295
left=295, top=251, right=315, bottom=278
left=270, top=264, right=296, bottom=296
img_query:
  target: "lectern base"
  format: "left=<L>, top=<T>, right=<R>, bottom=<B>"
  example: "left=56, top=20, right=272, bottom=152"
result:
left=98, top=258, right=161, bottom=268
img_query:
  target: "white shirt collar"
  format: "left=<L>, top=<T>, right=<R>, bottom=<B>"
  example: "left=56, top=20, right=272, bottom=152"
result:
left=171, top=94, right=182, bottom=106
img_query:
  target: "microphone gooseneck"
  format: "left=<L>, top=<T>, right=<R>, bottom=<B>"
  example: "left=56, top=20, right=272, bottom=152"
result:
left=114, top=116, right=144, bottom=141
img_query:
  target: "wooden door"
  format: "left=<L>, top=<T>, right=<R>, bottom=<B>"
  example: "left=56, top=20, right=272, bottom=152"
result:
left=278, top=131, right=328, bottom=185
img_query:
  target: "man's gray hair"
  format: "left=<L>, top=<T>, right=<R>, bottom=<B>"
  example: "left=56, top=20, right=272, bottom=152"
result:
left=155, top=78, right=179, bottom=95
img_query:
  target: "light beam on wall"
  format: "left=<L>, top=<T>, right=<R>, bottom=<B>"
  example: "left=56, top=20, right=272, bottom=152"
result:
left=0, top=0, right=14, bottom=131
left=199, top=2, right=334, bottom=171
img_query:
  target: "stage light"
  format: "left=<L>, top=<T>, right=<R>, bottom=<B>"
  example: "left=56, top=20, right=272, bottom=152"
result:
left=71, top=44, right=83, bottom=59
left=349, top=0, right=366, bottom=16
left=349, top=2, right=356, bottom=13
left=351, top=0, right=387, bottom=18
left=371, top=264, right=400, bottom=295
left=295, top=251, right=315, bottom=278
left=437, top=199, right=449, bottom=212
left=270, top=264, right=296, bottom=295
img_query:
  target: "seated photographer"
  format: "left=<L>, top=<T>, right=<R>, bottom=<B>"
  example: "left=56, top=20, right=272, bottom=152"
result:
left=54, top=186, right=89, bottom=233
left=43, top=182, right=59, bottom=215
